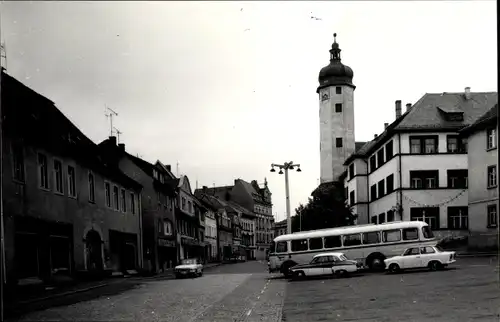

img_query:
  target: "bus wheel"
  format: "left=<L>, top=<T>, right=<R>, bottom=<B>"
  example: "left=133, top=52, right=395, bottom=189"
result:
left=367, top=254, right=386, bottom=271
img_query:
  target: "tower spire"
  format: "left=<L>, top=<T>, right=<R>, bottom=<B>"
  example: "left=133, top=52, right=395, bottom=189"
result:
left=329, top=32, right=341, bottom=62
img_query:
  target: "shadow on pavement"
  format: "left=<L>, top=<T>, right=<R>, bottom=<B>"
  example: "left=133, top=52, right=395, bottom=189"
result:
left=289, top=274, right=365, bottom=282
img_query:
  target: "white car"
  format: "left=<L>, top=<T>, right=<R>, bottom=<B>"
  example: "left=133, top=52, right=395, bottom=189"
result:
left=384, top=245, right=456, bottom=273
left=289, top=252, right=361, bottom=279
left=175, top=258, right=204, bottom=278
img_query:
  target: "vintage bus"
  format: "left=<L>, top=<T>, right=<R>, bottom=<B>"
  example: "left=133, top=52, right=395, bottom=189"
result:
left=268, top=221, right=436, bottom=276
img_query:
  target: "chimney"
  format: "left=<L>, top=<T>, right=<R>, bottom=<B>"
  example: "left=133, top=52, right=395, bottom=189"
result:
left=166, top=165, right=171, bottom=172
left=395, top=100, right=402, bottom=119
left=109, top=136, right=117, bottom=146
left=464, top=87, right=471, bottom=100
left=118, top=143, right=125, bottom=152
left=406, top=103, right=412, bottom=112
left=384, top=123, right=389, bottom=129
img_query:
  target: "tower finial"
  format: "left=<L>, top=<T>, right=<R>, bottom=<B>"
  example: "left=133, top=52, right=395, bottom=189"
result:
left=333, top=33, right=337, bottom=42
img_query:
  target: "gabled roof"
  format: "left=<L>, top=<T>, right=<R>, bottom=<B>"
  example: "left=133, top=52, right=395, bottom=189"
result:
left=344, top=91, right=497, bottom=165
left=196, top=185, right=233, bottom=198
left=460, top=104, right=498, bottom=136
left=2, top=70, right=141, bottom=190
left=355, top=141, right=366, bottom=152
left=226, top=201, right=256, bottom=218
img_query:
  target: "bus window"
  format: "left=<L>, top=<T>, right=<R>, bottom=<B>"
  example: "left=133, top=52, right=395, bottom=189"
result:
left=291, top=239, right=308, bottom=252
left=343, top=234, right=362, bottom=246
left=324, top=236, right=341, bottom=248
left=383, top=229, right=401, bottom=242
left=309, top=237, right=323, bottom=250
left=422, top=226, right=434, bottom=239
left=403, top=228, right=419, bottom=240
left=363, top=232, right=380, bottom=245
left=276, top=241, right=288, bottom=253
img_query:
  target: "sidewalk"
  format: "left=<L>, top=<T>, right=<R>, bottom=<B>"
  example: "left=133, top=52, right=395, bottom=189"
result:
left=6, top=262, right=225, bottom=308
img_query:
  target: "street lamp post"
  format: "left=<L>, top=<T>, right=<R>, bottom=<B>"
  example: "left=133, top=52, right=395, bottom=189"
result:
left=270, top=161, right=301, bottom=235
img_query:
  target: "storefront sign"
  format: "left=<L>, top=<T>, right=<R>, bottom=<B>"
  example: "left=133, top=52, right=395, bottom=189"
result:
left=181, top=237, right=200, bottom=246
left=158, top=239, right=176, bottom=248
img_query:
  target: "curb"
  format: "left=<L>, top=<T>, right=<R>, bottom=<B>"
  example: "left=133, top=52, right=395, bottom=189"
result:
left=15, top=282, right=110, bottom=306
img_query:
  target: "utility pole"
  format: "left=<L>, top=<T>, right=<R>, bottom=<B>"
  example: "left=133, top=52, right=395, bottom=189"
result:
left=270, top=161, right=302, bottom=235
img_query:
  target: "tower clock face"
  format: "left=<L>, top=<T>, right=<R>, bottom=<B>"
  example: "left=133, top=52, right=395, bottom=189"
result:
left=321, top=90, right=330, bottom=102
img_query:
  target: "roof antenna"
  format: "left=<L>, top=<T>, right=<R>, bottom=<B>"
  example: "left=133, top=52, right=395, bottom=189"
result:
left=113, top=127, right=122, bottom=143
left=105, top=105, right=118, bottom=137
left=0, top=42, right=7, bottom=70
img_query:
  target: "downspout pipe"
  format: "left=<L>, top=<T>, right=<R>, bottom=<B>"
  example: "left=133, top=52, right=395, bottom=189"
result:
left=398, top=133, right=403, bottom=220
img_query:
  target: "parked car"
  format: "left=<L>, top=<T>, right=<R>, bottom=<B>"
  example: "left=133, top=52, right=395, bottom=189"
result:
left=384, top=245, right=456, bottom=273
left=175, top=258, right=204, bottom=278
left=289, top=252, right=361, bottom=279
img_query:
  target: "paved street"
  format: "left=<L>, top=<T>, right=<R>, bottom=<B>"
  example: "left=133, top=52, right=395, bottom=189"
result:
left=9, top=257, right=500, bottom=322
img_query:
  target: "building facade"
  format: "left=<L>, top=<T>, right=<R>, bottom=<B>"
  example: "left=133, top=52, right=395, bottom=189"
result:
left=273, top=219, right=287, bottom=238
left=460, top=104, right=499, bottom=249
left=343, top=90, right=497, bottom=241
left=202, top=206, right=218, bottom=262
left=2, top=71, right=143, bottom=285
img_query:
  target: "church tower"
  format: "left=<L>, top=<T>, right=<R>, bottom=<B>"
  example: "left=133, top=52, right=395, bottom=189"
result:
left=317, top=33, right=356, bottom=183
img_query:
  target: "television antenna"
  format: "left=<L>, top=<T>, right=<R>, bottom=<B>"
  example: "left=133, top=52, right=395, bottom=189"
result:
left=104, top=105, right=118, bottom=137
left=113, top=127, right=122, bottom=143
left=0, top=42, right=6, bottom=70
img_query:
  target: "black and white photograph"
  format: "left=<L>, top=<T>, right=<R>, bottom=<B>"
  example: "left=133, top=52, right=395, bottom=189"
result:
left=0, top=1, right=498, bottom=321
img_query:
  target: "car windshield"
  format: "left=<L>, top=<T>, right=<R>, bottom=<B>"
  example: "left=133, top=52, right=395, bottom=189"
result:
left=181, top=259, right=197, bottom=265
left=339, top=255, right=348, bottom=261
left=434, top=246, right=444, bottom=252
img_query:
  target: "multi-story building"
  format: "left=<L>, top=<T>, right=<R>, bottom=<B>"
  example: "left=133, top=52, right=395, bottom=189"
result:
left=98, top=139, right=178, bottom=274
left=343, top=90, right=497, bottom=241
left=273, top=219, right=287, bottom=237
left=201, top=202, right=218, bottom=262
left=198, top=178, right=273, bottom=260
left=226, top=201, right=256, bottom=260
left=460, top=104, right=499, bottom=249
left=2, top=71, right=143, bottom=285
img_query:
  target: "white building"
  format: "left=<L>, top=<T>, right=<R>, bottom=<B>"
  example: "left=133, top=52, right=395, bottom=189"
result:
left=460, top=104, right=499, bottom=249
left=203, top=208, right=218, bottom=261
left=343, top=90, right=497, bottom=240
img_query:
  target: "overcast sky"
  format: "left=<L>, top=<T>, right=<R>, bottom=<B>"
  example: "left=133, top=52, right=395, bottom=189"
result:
left=1, top=1, right=497, bottom=221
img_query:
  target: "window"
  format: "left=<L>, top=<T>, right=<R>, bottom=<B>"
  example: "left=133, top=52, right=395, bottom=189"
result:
left=349, top=163, right=354, bottom=179
left=343, top=234, right=361, bottom=246
left=487, top=204, right=497, bottom=227
left=422, top=226, right=434, bottom=239
left=53, top=160, right=63, bottom=193
left=164, top=221, right=172, bottom=235
left=386, top=174, right=394, bottom=193
left=410, top=136, right=438, bottom=154
left=369, top=156, right=376, bottom=172
left=403, top=228, right=419, bottom=240
left=370, top=185, right=377, bottom=201
left=404, top=248, right=420, bottom=256
left=324, top=236, right=341, bottom=248
left=336, top=86, right=342, bottom=94
left=113, top=186, right=119, bottom=210
left=291, top=239, right=308, bottom=252
left=188, top=201, right=192, bottom=213
left=377, top=149, right=385, bottom=167
left=421, top=246, right=436, bottom=254
left=385, top=141, right=394, bottom=160
left=67, top=166, right=76, bottom=197
left=410, top=170, right=439, bottom=189
left=349, top=190, right=355, bottom=206
left=344, top=187, right=348, bottom=199
left=38, top=153, right=49, bottom=189
left=448, top=207, right=468, bottom=229
left=182, top=197, right=186, bottom=209
left=487, top=166, right=497, bottom=188
left=378, top=213, right=386, bottom=224
left=377, top=180, right=385, bottom=198
left=309, top=237, right=323, bottom=250
left=363, top=232, right=380, bottom=245
left=487, top=128, right=496, bottom=149
left=105, top=183, right=111, bottom=207
left=88, top=172, right=95, bottom=202
left=12, top=143, right=25, bottom=182
left=130, top=193, right=136, bottom=214
left=335, top=103, right=342, bottom=112
left=336, top=137, right=343, bottom=148
left=446, top=169, right=468, bottom=188
left=121, top=189, right=127, bottom=212
left=382, top=230, right=401, bottom=242
left=446, top=135, right=466, bottom=153
left=387, top=210, right=395, bottom=222
left=410, top=207, right=440, bottom=230
left=371, top=216, right=378, bottom=224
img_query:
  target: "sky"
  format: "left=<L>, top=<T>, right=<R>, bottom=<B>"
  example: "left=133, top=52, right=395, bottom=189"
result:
left=0, top=1, right=497, bottom=222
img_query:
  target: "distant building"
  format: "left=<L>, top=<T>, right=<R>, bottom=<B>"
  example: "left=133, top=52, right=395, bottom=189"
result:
left=274, top=219, right=287, bottom=237
left=199, top=200, right=218, bottom=262
left=460, top=104, right=499, bottom=249
left=343, top=89, right=497, bottom=242
left=2, top=71, right=143, bottom=285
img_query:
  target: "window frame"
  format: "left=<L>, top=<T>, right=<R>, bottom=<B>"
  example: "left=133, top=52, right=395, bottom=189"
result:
left=335, top=86, right=342, bottom=94
left=104, top=181, right=112, bottom=208
left=446, top=135, right=466, bottom=153
left=130, top=192, right=136, bottom=214
left=343, top=233, right=362, bottom=247
left=410, top=170, right=439, bottom=189
left=38, top=152, right=50, bottom=190
left=487, top=204, right=498, bottom=228
left=291, top=239, right=308, bottom=252
left=377, top=179, right=385, bottom=198
left=324, top=235, right=342, bottom=249
left=11, top=142, right=26, bottom=183
left=53, top=158, right=64, bottom=195
left=349, top=190, right=355, bottom=206
left=335, top=137, right=343, bottom=148
left=121, top=188, right=127, bottom=212
left=386, top=174, right=394, bottom=193
left=409, top=135, right=439, bottom=154
left=385, top=140, right=394, bottom=160
left=67, top=165, right=77, bottom=198
left=88, top=171, right=95, bottom=203
left=447, top=169, right=468, bottom=189
left=487, top=165, right=497, bottom=188
left=309, top=237, right=323, bottom=250
left=370, top=184, right=377, bottom=201
left=486, top=128, right=497, bottom=150
left=447, top=206, right=468, bottom=230
left=335, top=103, right=342, bottom=113
left=410, top=207, right=440, bottom=230
left=349, top=163, right=354, bottom=179
left=113, top=185, right=119, bottom=210
left=377, top=149, right=385, bottom=168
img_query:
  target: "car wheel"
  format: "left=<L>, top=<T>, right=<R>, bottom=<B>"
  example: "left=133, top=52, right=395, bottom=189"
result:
left=368, top=256, right=386, bottom=271
left=388, top=263, right=400, bottom=273
left=429, top=261, right=441, bottom=271
left=336, top=270, right=348, bottom=277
